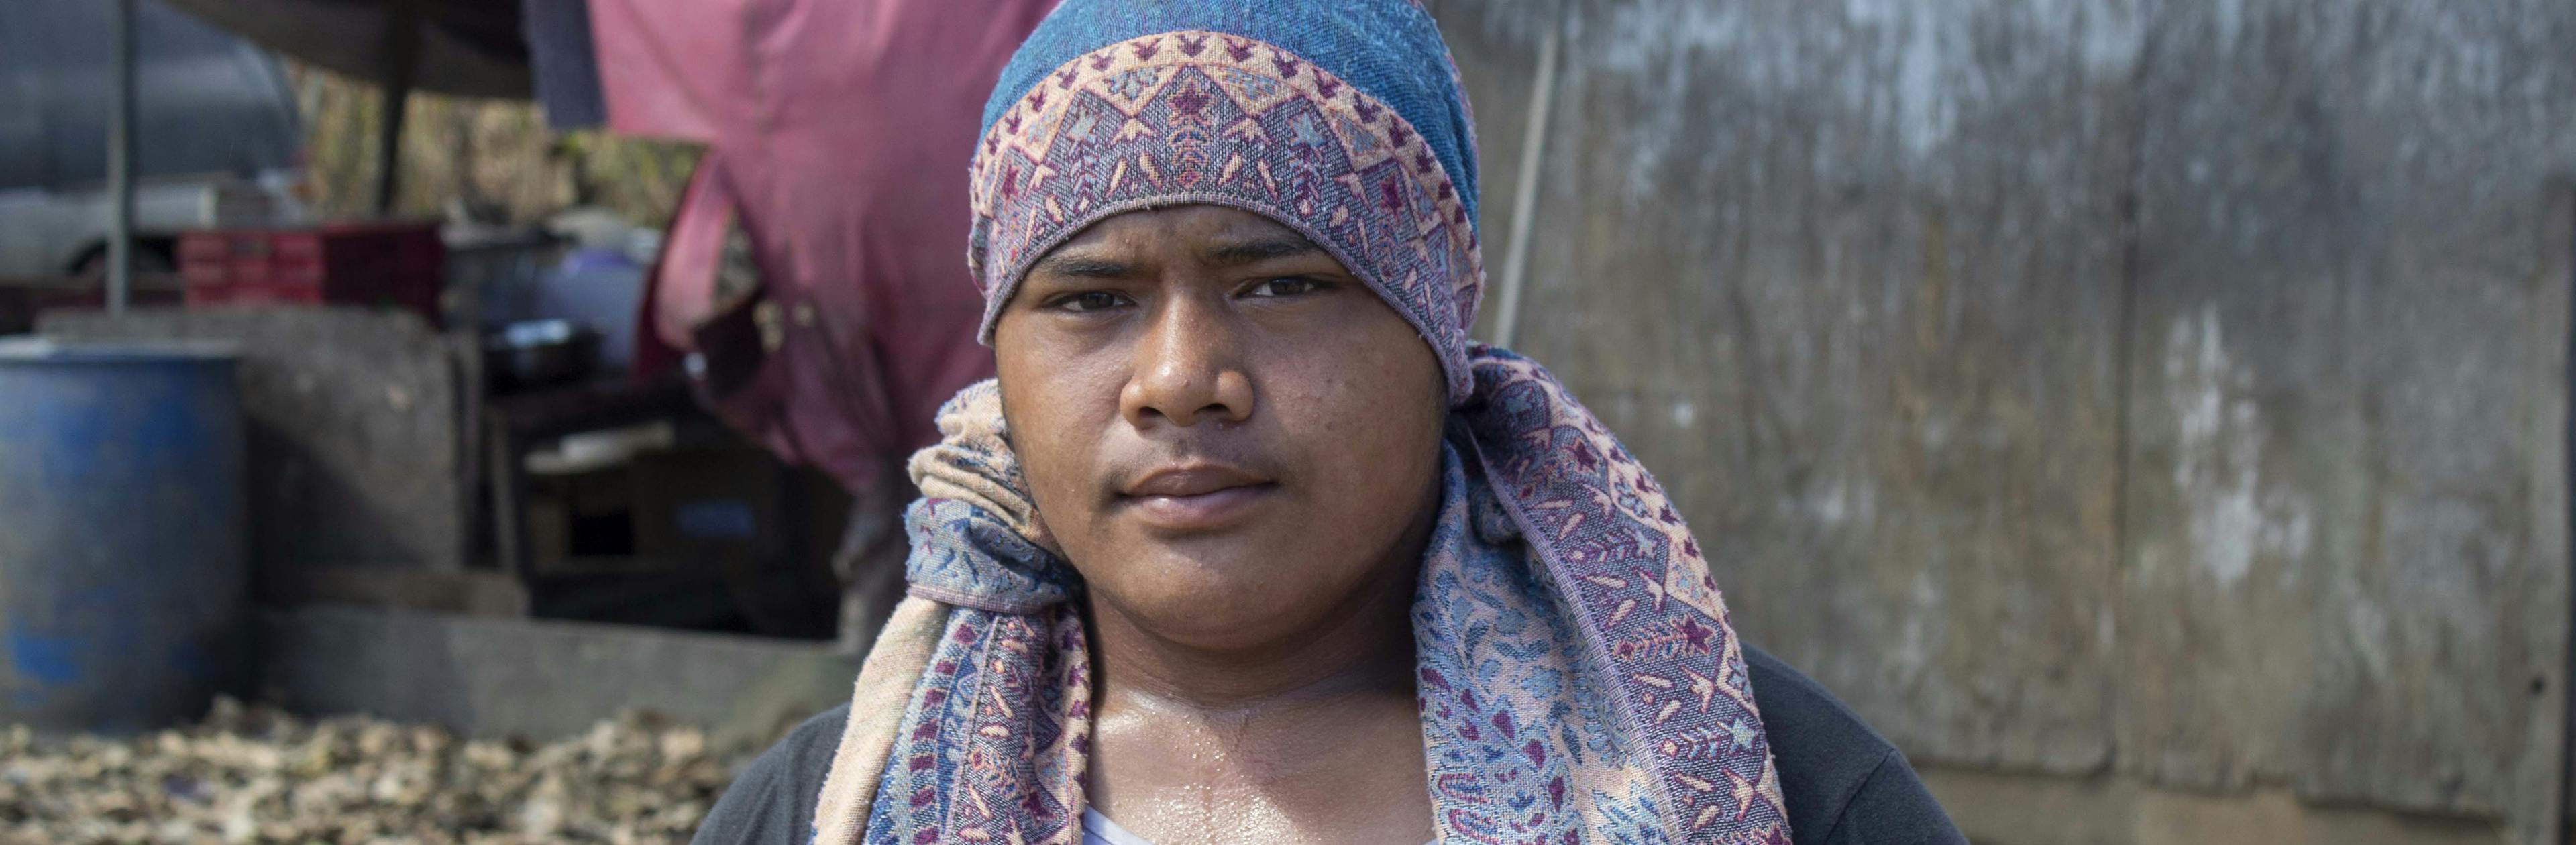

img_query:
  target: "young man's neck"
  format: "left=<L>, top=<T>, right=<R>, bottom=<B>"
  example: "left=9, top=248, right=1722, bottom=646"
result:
left=1081, top=518, right=1441, bottom=845
left=1088, top=545, right=1422, bottom=716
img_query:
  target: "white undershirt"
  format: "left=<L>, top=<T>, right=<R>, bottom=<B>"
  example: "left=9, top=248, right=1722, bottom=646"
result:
left=1080, top=808, right=1436, bottom=845
left=1080, top=808, right=1157, bottom=845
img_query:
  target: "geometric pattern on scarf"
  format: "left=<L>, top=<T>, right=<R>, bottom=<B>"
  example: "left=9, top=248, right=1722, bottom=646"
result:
left=1440, top=347, right=1789, bottom=843
left=967, top=30, right=1486, bottom=403
left=835, top=357, right=1790, bottom=843
left=859, top=601, right=1091, bottom=845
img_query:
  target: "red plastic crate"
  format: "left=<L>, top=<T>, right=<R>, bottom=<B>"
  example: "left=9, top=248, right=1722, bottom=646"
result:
left=178, top=221, right=446, bottom=326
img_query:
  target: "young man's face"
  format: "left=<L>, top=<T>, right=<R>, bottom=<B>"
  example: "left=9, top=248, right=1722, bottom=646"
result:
left=993, top=204, right=1448, bottom=653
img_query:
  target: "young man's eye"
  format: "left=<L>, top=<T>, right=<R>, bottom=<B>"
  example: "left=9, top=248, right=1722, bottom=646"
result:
left=1247, top=277, right=1323, bottom=298
left=1053, top=291, right=1128, bottom=312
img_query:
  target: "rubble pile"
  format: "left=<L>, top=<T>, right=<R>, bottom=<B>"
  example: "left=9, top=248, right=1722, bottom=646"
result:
left=0, top=699, right=731, bottom=845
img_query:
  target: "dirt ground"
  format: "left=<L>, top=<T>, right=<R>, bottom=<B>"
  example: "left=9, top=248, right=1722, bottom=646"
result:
left=0, top=700, right=733, bottom=845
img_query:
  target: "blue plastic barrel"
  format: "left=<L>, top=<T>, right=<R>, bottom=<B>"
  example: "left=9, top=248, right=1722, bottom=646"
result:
left=0, top=340, right=246, bottom=733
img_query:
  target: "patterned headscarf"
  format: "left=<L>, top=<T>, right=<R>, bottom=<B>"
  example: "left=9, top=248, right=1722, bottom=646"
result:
left=808, top=2, right=1791, bottom=842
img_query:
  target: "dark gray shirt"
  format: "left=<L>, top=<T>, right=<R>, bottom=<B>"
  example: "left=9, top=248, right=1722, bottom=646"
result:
left=691, top=644, right=1965, bottom=845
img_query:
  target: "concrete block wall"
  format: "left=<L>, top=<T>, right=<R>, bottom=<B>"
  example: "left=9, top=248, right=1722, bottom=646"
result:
left=40, top=308, right=468, bottom=573
left=257, top=604, right=855, bottom=758
left=1428, top=1, right=2576, bottom=841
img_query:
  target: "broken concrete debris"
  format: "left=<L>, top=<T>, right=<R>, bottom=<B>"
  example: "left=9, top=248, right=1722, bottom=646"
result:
left=0, top=698, right=733, bottom=844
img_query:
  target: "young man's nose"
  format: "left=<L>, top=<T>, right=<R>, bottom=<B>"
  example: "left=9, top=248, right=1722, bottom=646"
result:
left=1119, top=294, right=1256, bottom=429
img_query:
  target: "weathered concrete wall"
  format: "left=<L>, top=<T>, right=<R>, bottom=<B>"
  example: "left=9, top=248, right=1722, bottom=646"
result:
left=1430, top=0, right=2574, bottom=840
left=1440, top=0, right=2138, bottom=775
left=1920, top=765, right=2506, bottom=845
left=40, top=307, right=468, bottom=572
left=2119, top=5, right=2572, bottom=841
left=257, top=604, right=855, bottom=756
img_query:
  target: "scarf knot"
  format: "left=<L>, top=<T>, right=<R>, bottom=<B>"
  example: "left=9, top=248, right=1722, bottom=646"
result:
left=898, top=382, right=1077, bottom=614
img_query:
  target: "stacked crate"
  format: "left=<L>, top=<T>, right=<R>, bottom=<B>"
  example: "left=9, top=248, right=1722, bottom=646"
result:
left=177, top=222, right=445, bottom=326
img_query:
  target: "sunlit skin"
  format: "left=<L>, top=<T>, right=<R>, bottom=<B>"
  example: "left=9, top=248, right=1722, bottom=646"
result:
left=991, top=205, right=1447, bottom=844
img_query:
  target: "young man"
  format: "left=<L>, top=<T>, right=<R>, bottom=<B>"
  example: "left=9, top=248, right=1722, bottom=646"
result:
left=694, top=2, right=1963, bottom=842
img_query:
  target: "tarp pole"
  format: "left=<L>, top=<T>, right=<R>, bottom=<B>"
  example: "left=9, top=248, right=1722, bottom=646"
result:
left=1491, top=23, right=1558, bottom=350
left=373, top=0, right=422, bottom=217
left=106, top=0, right=138, bottom=314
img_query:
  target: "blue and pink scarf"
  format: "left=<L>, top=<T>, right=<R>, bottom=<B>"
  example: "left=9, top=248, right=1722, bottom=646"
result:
left=810, top=3, right=1790, bottom=842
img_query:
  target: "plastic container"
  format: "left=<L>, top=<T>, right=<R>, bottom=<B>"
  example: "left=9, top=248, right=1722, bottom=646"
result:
left=0, top=339, right=246, bottom=733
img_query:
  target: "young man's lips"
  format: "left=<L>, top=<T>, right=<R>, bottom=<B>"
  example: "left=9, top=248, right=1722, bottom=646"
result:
left=1118, top=465, right=1277, bottom=531
left=1123, top=482, right=1277, bottom=531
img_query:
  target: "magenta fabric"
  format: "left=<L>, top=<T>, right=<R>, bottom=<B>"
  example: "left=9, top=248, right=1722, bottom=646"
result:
left=591, top=0, right=1056, bottom=492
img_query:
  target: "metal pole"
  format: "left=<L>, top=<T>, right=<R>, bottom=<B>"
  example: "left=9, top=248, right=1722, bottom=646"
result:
left=106, top=0, right=138, bottom=313
left=374, top=0, right=423, bottom=217
left=2553, top=180, right=2576, bottom=845
left=1491, top=23, right=1559, bottom=350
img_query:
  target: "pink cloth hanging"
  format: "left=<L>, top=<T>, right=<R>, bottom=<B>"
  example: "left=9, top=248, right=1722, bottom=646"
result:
left=593, top=0, right=1055, bottom=493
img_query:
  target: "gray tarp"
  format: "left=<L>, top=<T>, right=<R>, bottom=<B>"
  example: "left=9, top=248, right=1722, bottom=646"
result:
left=0, top=0, right=301, bottom=190
left=153, top=0, right=529, bottom=99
